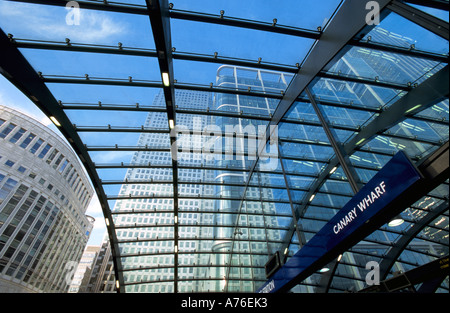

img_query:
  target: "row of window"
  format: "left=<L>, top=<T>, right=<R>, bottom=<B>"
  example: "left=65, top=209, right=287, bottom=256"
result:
left=0, top=118, right=90, bottom=207
left=0, top=177, right=60, bottom=283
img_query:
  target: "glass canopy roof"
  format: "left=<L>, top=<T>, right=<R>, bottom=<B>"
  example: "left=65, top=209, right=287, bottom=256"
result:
left=0, top=0, right=448, bottom=293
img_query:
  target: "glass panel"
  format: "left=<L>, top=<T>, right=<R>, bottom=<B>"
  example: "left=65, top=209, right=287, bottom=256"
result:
left=361, top=12, right=449, bottom=55
left=171, top=19, right=314, bottom=66
left=326, top=45, right=445, bottom=85
left=171, top=0, right=341, bottom=30
left=415, top=99, right=449, bottom=122
left=320, top=180, right=354, bottom=196
left=409, top=4, right=449, bottom=22
left=319, top=105, right=372, bottom=129
left=66, top=109, right=155, bottom=129
left=49, top=84, right=162, bottom=105
left=282, top=158, right=326, bottom=176
left=284, top=101, right=320, bottom=123
left=350, top=151, right=390, bottom=170
left=386, top=118, right=449, bottom=143
left=280, top=141, right=334, bottom=160
left=279, top=122, right=330, bottom=143
left=20, top=49, right=161, bottom=82
left=0, top=1, right=154, bottom=48
left=362, top=134, right=437, bottom=159
left=311, top=76, right=405, bottom=109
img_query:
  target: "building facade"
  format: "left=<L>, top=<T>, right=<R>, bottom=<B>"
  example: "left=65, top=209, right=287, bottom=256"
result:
left=0, top=105, right=94, bottom=292
left=87, top=70, right=291, bottom=292
left=68, top=245, right=100, bottom=293
left=84, top=235, right=116, bottom=293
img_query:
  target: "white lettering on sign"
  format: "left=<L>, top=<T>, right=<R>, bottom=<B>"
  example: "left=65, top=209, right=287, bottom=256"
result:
left=333, top=181, right=386, bottom=235
left=259, top=280, right=275, bottom=293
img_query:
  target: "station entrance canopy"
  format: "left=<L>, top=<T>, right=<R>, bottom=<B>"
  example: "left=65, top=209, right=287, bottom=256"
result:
left=0, top=0, right=448, bottom=293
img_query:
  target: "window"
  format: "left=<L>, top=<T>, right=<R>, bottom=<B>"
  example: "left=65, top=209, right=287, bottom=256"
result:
left=9, top=128, right=26, bottom=143
left=0, top=178, right=18, bottom=206
left=0, top=123, right=16, bottom=139
left=30, top=138, right=44, bottom=154
left=19, top=133, right=36, bottom=149
left=58, top=159, right=69, bottom=173
left=5, top=160, right=14, bottom=167
left=17, top=166, right=26, bottom=173
left=38, top=143, right=52, bottom=159
left=53, top=154, right=64, bottom=169
left=46, top=149, right=58, bottom=164
left=63, top=164, right=73, bottom=179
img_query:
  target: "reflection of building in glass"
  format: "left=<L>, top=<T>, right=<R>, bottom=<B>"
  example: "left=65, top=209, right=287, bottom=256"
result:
left=0, top=106, right=94, bottom=293
left=286, top=28, right=449, bottom=293
left=210, top=66, right=292, bottom=292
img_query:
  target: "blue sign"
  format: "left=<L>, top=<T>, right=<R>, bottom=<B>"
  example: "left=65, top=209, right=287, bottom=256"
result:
left=257, top=151, right=422, bottom=293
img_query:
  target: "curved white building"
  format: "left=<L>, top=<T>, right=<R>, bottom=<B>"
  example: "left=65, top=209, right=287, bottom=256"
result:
left=0, top=105, right=94, bottom=293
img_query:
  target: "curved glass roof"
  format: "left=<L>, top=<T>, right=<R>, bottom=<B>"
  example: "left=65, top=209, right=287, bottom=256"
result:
left=0, top=0, right=448, bottom=293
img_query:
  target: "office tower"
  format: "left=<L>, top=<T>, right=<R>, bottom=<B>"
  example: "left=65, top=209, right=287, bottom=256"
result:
left=107, top=89, right=213, bottom=293
left=68, top=245, right=100, bottom=293
left=0, top=105, right=94, bottom=293
left=97, top=76, right=289, bottom=292
left=84, top=235, right=116, bottom=293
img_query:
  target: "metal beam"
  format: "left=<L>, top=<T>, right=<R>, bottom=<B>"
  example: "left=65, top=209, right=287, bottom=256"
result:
left=404, top=0, right=450, bottom=11
left=43, top=75, right=284, bottom=99
left=13, top=39, right=298, bottom=73
left=7, top=0, right=321, bottom=39
left=145, top=0, right=178, bottom=292
left=379, top=200, right=449, bottom=280
left=0, top=29, right=126, bottom=292
left=359, top=256, right=449, bottom=293
left=8, top=0, right=148, bottom=15
left=345, top=65, right=448, bottom=152
left=388, top=0, right=449, bottom=40
left=278, top=65, right=449, bottom=286
left=349, top=39, right=449, bottom=63
left=168, top=9, right=320, bottom=39
left=268, top=0, right=392, bottom=129
left=305, top=87, right=362, bottom=194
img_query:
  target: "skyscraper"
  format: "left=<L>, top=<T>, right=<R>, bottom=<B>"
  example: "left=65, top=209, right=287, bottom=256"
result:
left=0, top=105, right=94, bottom=293
left=90, top=67, right=291, bottom=292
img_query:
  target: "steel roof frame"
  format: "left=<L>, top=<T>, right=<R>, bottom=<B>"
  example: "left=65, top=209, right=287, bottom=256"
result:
left=0, top=0, right=448, bottom=293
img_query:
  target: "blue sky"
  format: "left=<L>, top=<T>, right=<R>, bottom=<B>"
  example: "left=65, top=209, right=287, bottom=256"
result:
left=0, top=0, right=448, bottom=246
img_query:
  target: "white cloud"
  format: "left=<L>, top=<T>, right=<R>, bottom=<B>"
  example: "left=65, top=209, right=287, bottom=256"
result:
left=86, top=196, right=103, bottom=215
left=0, top=1, right=127, bottom=43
